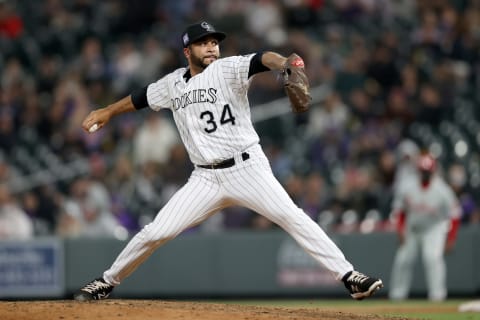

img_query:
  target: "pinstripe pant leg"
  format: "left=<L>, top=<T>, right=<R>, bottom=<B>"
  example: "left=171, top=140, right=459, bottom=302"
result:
left=221, top=162, right=353, bottom=281
left=103, top=170, right=224, bottom=285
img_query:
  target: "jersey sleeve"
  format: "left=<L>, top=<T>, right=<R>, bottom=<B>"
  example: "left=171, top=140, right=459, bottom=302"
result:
left=221, top=54, right=256, bottom=94
left=146, top=75, right=172, bottom=111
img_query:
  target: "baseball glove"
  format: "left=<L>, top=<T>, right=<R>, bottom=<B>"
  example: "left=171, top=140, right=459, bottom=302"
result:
left=282, top=53, right=311, bottom=113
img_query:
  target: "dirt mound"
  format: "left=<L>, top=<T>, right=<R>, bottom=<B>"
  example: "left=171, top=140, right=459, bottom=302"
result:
left=0, top=300, right=411, bottom=320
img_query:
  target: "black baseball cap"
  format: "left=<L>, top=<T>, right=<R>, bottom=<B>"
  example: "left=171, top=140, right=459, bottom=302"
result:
left=181, top=21, right=226, bottom=47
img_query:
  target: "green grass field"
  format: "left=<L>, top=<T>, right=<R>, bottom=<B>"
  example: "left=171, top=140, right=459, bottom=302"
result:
left=217, top=299, right=480, bottom=320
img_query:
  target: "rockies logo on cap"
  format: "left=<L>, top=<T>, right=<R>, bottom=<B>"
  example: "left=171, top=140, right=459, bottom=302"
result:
left=201, top=22, right=214, bottom=32
left=181, top=21, right=226, bottom=47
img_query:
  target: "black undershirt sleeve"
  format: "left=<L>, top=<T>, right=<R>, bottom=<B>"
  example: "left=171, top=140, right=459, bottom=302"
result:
left=248, top=52, right=270, bottom=78
left=131, top=85, right=149, bottom=110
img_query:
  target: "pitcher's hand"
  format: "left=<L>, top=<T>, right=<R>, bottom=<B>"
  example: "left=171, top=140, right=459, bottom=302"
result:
left=82, top=108, right=112, bottom=133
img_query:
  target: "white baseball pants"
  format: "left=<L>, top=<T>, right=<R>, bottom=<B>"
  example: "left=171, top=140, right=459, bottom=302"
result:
left=103, top=144, right=353, bottom=286
left=389, top=221, right=449, bottom=301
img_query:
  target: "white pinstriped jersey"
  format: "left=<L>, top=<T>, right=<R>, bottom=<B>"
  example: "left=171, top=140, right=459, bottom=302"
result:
left=146, top=54, right=260, bottom=165
left=392, top=176, right=461, bottom=230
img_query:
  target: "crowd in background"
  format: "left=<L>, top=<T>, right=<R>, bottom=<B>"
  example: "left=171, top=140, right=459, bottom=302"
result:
left=1, top=0, right=480, bottom=240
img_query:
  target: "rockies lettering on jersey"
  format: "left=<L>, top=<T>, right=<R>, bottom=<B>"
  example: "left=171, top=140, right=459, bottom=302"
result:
left=171, top=88, right=218, bottom=110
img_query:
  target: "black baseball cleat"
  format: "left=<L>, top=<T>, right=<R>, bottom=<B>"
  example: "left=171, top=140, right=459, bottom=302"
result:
left=342, top=270, right=383, bottom=300
left=73, top=278, right=114, bottom=301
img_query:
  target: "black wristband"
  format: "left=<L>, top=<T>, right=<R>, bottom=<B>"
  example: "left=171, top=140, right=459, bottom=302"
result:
left=248, top=52, right=270, bottom=78
left=131, top=85, right=148, bottom=110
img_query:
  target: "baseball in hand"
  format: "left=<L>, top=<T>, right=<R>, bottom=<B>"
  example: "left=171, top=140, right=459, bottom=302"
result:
left=89, top=123, right=99, bottom=133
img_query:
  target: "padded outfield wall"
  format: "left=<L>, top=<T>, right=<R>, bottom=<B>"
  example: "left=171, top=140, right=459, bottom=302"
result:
left=1, top=225, right=479, bottom=299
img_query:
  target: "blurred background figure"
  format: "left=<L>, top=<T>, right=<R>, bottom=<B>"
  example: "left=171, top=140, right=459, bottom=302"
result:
left=133, top=112, right=180, bottom=169
left=56, top=176, right=126, bottom=239
left=0, top=184, right=33, bottom=240
left=446, top=162, right=480, bottom=225
left=389, top=153, right=461, bottom=301
left=392, top=139, right=420, bottom=194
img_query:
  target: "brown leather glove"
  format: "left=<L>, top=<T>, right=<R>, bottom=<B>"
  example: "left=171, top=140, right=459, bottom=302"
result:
left=283, top=53, right=312, bottom=113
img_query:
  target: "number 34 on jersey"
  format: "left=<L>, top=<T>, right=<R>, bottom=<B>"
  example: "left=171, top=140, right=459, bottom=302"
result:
left=200, top=104, right=236, bottom=133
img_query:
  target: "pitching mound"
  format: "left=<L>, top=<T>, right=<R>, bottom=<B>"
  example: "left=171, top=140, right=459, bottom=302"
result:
left=0, top=300, right=411, bottom=320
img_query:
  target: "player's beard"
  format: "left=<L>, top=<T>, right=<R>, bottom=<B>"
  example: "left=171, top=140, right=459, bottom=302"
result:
left=190, top=52, right=218, bottom=70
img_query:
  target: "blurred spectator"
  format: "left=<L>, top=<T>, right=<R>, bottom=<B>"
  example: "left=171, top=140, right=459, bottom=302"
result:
left=0, top=157, right=11, bottom=182
left=300, top=172, right=329, bottom=221
left=137, top=35, right=168, bottom=85
left=348, top=88, right=375, bottom=121
left=366, top=43, right=400, bottom=96
left=283, top=0, right=324, bottom=29
left=333, top=0, right=376, bottom=22
left=392, top=139, right=420, bottom=194
left=244, top=0, right=285, bottom=47
left=111, top=36, right=142, bottom=96
left=2, top=60, right=32, bottom=125
left=105, top=153, right=139, bottom=232
left=336, top=209, right=360, bottom=234
left=83, top=178, right=125, bottom=238
left=334, top=51, right=366, bottom=95
left=263, top=143, right=292, bottom=183
left=21, top=186, right=61, bottom=235
left=133, top=112, right=180, bottom=168
left=389, top=0, right=416, bottom=26
left=411, top=9, right=443, bottom=52
left=106, top=154, right=135, bottom=209
left=375, top=149, right=396, bottom=217
left=57, top=177, right=123, bottom=238
left=305, top=91, right=349, bottom=139
left=308, top=127, right=348, bottom=172
left=335, top=163, right=379, bottom=221
left=447, top=162, right=480, bottom=225
left=0, top=108, right=15, bottom=154
left=284, top=173, right=304, bottom=204
left=162, top=143, right=193, bottom=193
left=111, top=115, right=137, bottom=158
left=73, top=36, right=109, bottom=84
left=0, top=1, right=23, bottom=38
left=416, top=83, right=446, bottom=126
left=0, top=184, right=33, bottom=240
left=384, top=87, right=415, bottom=126
left=400, top=63, right=421, bottom=101
left=132, top=161, right=164, bottom=224
left=56, top=196, right=83, bottom=238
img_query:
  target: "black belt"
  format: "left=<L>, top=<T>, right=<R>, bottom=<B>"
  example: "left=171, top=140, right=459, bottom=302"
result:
left=198, top=152, right=250, bottom=169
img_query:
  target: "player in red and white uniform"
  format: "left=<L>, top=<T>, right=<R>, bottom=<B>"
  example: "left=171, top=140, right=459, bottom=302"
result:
left=389, top=152, right=461, bottom=301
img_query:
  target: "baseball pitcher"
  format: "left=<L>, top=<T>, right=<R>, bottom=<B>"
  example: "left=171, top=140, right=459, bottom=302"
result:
left=73, top=21, right=382, bottom=301
left=389, top=152, right=461, bottom=301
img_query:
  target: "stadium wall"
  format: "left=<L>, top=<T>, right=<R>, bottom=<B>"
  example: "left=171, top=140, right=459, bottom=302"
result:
left=1, top=226, right=479, bottom=299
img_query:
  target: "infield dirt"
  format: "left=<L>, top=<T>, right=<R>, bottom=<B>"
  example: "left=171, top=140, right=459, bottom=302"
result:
left=0, top=300, right=421, bottom=320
